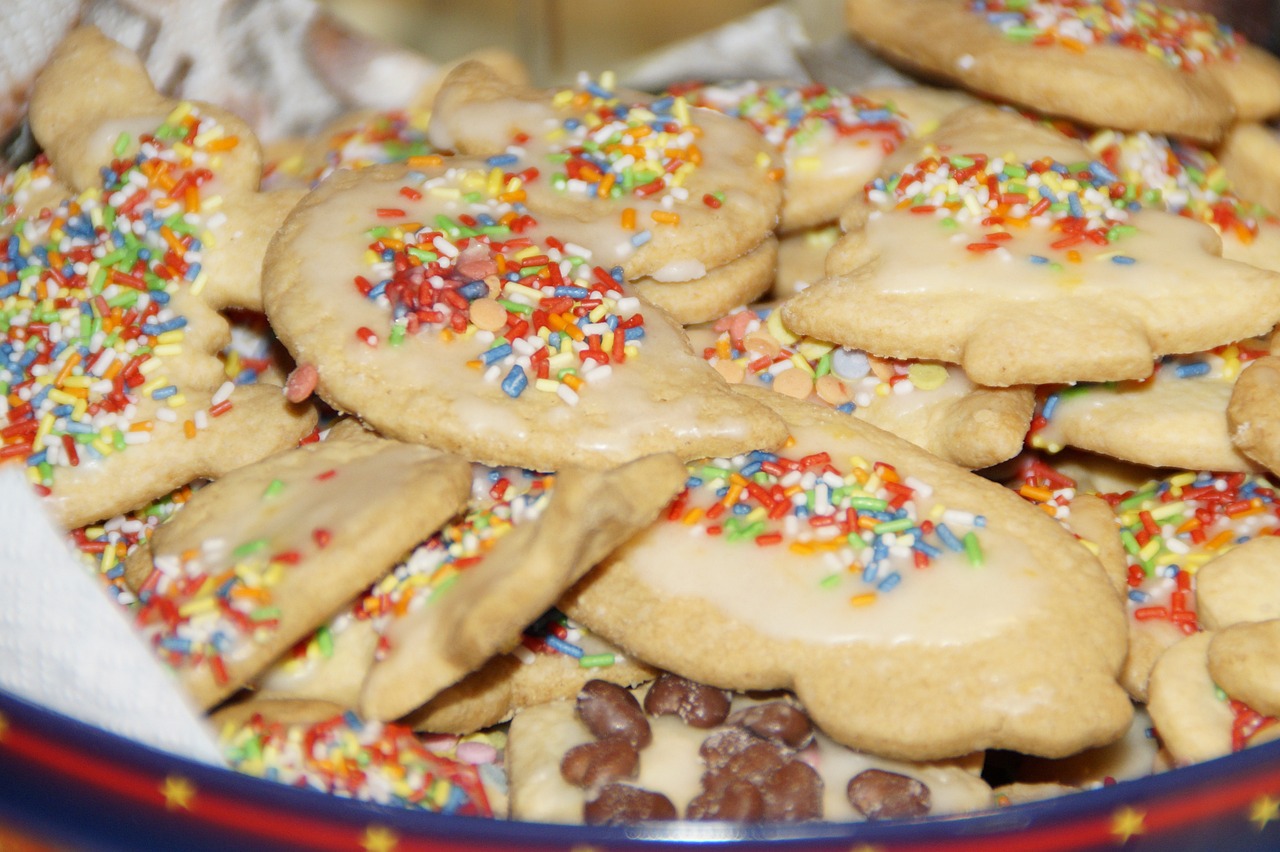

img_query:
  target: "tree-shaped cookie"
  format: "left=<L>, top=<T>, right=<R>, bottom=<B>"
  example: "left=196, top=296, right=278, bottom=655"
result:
left=782, top=106, right=1280, bottom=386
left=1, top=28, right=316, bottom=527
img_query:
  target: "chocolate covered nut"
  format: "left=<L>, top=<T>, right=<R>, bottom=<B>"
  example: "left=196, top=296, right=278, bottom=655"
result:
left=643, top=673, right=732, bottom=728
left=760, top=759, right=824, bottom=822
left=577, top=680, right=652, bottom=747
left=560, top=738, right=640, bottom=788
left=687, top=779, right=765, bottom=822
left=584, top=784, right=677, bottom=825
left=727, top=702, right=814, bottom=749
left=847, top=768, right=932, bottom=821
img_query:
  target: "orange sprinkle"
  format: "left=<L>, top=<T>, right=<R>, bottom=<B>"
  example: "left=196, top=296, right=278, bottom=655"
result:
left=129, top=421, right=154, bottom=433
left=651, top=210, right=681, bottom=226
left=499, top=190, right=526, bottom=203
left=686, top=144, right=703, bottom=166
left=183, top=420, right=197, bottom=439
left=621, top=208, right=637, bottom=230
left=184, top=185, right=200, bottom=214
left=407, top=155, right=444, bottom=169
left=205, top=135, right=240, bottom=152
left=1018, top=484, right=1054, bottom=502
left=597, top=173, right=616, bottom=198
left=681, top=507, right=704, bottom=526
left=160, top=225, right=187, bottom=256
left=1204, top=529, right=1235, bottom=550
left=53, top=351, right=81, bottom=386
left=850, top=592, right=877, bottom=607
left=767, top=167, right=786, bottom=182
left=562, top=373, right=584, bottom=392
left=1060, top=37, right=1089, bottom=54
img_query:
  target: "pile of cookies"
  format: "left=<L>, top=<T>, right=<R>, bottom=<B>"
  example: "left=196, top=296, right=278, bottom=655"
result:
left=8, top=0, right=1280, bottom=827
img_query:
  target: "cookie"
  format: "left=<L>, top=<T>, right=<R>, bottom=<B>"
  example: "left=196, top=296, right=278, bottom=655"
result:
left=256, top=455, right=684, bottom=723
left=402, top=612, right=659, bottom=734
left=1146, top=631, right=1280, bottom=766
left=2, top=27, right=318, bottom=527
left=214, top=697, right=500, bottom=816
left=1228, top=349, right=1280, bottom=476
left=506, top=677, right=992, bottom=823
left=674, top=81, right=910, bottom=233
left=629, top=237, right=778, bottom=325
left=1030, top=339, right=1270, bottom=472
left=845, top=0, right=1280, bottom=142
left=782, top=105, right=1280, bottom=386
left=773, top=225, right=839, bottom=300
left=688, top=303, right=1034, bottom=469
left=995, top=707, right=1160, bottom=794
left=1207, top=620, right=1280, bottom=719
left=263, top=159, right=788, bottom=471
left=1090, top=471, right=1280, bottom=701
left=1195, top=536, right=1280, bottom=630
left=124, top=425, right=473, bottom=709
left=1219, top=123, right=1280, bottom=217
left=563, top=387, right=1131, bottom=760
left=427, top=61, right=783, bottom=282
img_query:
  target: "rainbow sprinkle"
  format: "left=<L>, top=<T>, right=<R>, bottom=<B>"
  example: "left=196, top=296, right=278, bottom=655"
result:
left=677, top=81, right=908, bottom=160
left=970, top=0, right=1243, bottom=70
left=315, top=110, right=441, bottom=184
left=701, top=305, right=955, bottom=413
left=668, top=447, right=988, bottom=604
left=221, top=710, right=495, bottom=815
left=865, top=146, right=1138, bottom=266
left=516, top=607, right=626, bottom=670
left=358, top=167, right=645, bottom=403
left=0, top=104, right=238, bottom=495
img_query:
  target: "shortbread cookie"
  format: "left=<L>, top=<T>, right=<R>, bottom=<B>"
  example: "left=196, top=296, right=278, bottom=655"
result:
left=1030, top=340, right=1269, bottom=472
left=1147, top=631, right=1279, bottom=766
left=783, top=106, right=1280, bottom=386
left=1195, top=536, right=1280, bottom=630
left=564, top=388, right=1131, bottom=760
left=2, top=28, right=317, bottom=526
left=845, top=0, right=1280, bottom=142
left=675, top=81, right=909, bottom=233
left=257, top=455, right=684, bottom=723
left=1228, top=352, right=1280, bottom=475
left=404, top=612, right=659, bottom=734
left=216, top=698, right=498, bottom=816
left=507, top=678, right=992, bottom=823
left=1220, top=123, right=1280, bottom=217
left=774, top=226, right=839, bottom=299
left=1208, top=620, right=1280, bottom=719
left=629, top=237, right=777, bottom=325
left=263, top=160, right=787, bottom=471
left=125, top=429, right=472, bottom=709
left=427, top=62, right=783, bottom=281
left=1092, top=471, right=1280, bottom=701
left=689, top=304, right=1033, bottom=469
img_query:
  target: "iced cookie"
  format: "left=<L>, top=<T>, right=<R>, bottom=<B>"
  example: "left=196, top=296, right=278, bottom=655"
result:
left=125, top=427, right=472, bottom=709
left=1208, top=620, right=1280, bottom=719
left=1146, top=631, right=1279, bottom=766
left=1228, top=350, right=1280, bottom=476
left=403, top=610, right=659, bottom=734
left=782, top=106, right=1280, bottom=386
left=1220, top=123, right=1280, bottom=218
left=1092, top=471, right=1280, bottom=701
left=674, top=81, right=909, bottom=233
left=427, top=62, right=783, bottom=282
left=629, top=237, right=778, bottom=325
left=216, top=698, right=499, bottom=816
left=1, top=28, right=318, bottom=527
left=563, top=388, right=1131, bottom=760
left=507, top=677, right=992, bottom=824
left=1030, top=339, right=1269, bottom=472
left=263, top=160, right=787, bottom=471
left=845, top=0, right=1280, bottom=142
left=689, top=304, right=1034, bottom=469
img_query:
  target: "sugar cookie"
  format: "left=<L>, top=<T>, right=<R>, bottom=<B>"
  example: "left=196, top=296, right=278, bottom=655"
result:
left=1228, top=352, right=1280, bottom=476
left=1220, top=123, right=1280, bottom=217
left=1208, top=620, right=1280, bottom=719
left=563, top=388, right=1130, bottom=760
left=629, top=237, right=777, bottom=325
left=783, top=106, right=1280, bottom=386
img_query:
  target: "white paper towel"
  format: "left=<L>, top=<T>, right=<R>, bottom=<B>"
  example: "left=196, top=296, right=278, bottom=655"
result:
left=0, top=468, right=226, bottom=766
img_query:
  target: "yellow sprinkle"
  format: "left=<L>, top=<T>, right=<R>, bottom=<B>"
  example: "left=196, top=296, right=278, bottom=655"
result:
left=755, top=151, right=771, bottom=169
left=178, top=597, right=218, bottom=618
left=874, top=383, right=890, bottom=397
left=850, top=592, right=877, bottom=607
left=156, top=330, right=185, bottom=345
left=534, top=378, right=560, bottom=393
left=794, top=156, right=822, bottom=172
left=907, top=362, right=949, bottom=390
left=190, top=270, right=208, bottom=296
left=153, top=344, right=183, bottom=358
left=788, top=353, right=815, bottom=375
left=46, top=389, right=78, bottom=405
left=487, top=167, right=504, bottom=197
left=166, top=393, right=186, bottom=408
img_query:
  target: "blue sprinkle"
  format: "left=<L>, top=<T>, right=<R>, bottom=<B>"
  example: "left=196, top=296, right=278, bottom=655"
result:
left=740, top=460, right=763, bottom=477
left=630, top=230, right=652, bottom=248
left=836, top=402, right=856, bottom=414
left=913, top=541, right=942, bottom=559
left=480, top=343, right=512, bottom=365
left=862, top=562, right=879, bottom=583
left=1089, top=160, right=1117, bottom=183
left=545, top=636, right=583, bottom=658
left=184, top=262, right=202, bottom=281
left=877, top=572, right=901, bottom=592
left=151, top=385, right=178, bottom=401
left=1041, top=392, right=1060, bottom=420
left=623, top=326, right=645, bottom=342
left=935, top=523, right=964, bottom=552
left=1127, top=589, right=1150, bottom=603
left=1110, top=255, right=1136, bottom=265
left=457, top=280, right=488, bottom=300
left=685, top=476, right=704, bottom=488
left=26, top=450, right=47, bottom=466
left=609, top=266, right=625, bottom=283
left=485, top=153, right=519, bottom=167
left=501, top=365, right=528, bottom=397
left=731, top=503, right=751, bottom=516
left=1175, top=361, right=1210, bottom=378
left=150, top=290, right=170, bottom=305
left=554, top=286, right=589, bottom=298
left=1029, top=255, right=1049, bottom=265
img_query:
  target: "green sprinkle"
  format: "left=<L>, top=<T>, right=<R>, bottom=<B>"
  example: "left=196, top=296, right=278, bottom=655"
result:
left=849, top=496, right=889, bottom=512
left=873, top=518, right=916, bottom=535
left=498, top=299, right=533, bottom=315
left=389, top=323, right=407, bottom=347
left=112, top=132, right=132, bottom=157
left=579, top=654, right=616, bottom=668
left=231, top=538, right=270, bottom=560
left=963, top=531, right=984, bottom=567
left=250, top=606, right=282, bottom=622
left=819, top=574, right=841, bottom=590
left=262, top=478, right=285, bottom=499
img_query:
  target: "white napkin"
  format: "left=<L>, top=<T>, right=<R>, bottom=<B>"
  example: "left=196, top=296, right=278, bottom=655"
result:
left=0, top=469, right=225, bottom=766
